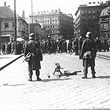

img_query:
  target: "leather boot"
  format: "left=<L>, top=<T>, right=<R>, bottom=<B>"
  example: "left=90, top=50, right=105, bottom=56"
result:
left=92, top=73, right=96, bottom=78
left=28, top=76, right=32, bottom=81
left=36, top=70, right=42, bottom=81
left=37, top=76, right=42, bottom=81
left=82, top=67, right=87, bottom=79
left=91, top=66, right=96, bottom=78
left=82, top=75, right=87, bottom=79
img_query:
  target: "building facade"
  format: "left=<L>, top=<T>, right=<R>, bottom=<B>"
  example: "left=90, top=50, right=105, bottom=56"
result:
left=74, top=1, right=110, bottom=38
left=100, top=6, right=110, bottom=42
left=31, top=9, right=74, bottom=40
left=0, top=6, right=28, bottom=44
left=29, top=23, right=48, bottom=40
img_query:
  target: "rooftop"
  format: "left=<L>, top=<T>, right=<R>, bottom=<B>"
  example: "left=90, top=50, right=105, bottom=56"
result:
left=0, top=6, right=20, bottom=19
left=0, top=6, right=14, bottom=18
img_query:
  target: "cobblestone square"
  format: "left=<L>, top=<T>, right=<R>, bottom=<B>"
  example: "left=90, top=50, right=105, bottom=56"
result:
left=0, top=53, right=110, bottom=109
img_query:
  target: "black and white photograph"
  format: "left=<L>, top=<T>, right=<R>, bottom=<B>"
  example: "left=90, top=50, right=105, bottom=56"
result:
left=0, top=0, right=110, bottom=109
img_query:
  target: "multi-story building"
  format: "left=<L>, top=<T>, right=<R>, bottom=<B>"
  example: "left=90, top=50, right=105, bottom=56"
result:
left=31, top=9, right=74, bottom=40
left=0, top=4, right=28, bottom=44
left=74, top=1, right=110, bottom=38
left=29, top=23, right=48, bottom=40
left=100, top=6, right=110, bottom=42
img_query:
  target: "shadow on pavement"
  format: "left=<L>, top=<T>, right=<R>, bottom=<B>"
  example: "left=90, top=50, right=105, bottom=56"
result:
left=97, top=76, right=110, bottom=79
left=3, top=83, right=26, bottom=86
left=42, top=77, right=71, bottom=82
left=0, top=57, right=12, bottom=59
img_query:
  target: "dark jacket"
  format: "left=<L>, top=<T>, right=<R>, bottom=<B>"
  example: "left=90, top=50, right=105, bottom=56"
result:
left=24, top=40, right=43, bottom=70
left=80, top=37, right=97, bottom=67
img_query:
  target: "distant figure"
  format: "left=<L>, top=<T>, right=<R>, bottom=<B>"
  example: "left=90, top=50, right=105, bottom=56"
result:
left=72, top=38, right=79, bottom=55
left=79, top=32, right=97, bottom=79
left=95, top=37, right=101, bottom=52
left=24, top=33, right=43, bottom=81
left=68, top=40, right=72, bottom=53
left=78, top=36, right=85, bottom=55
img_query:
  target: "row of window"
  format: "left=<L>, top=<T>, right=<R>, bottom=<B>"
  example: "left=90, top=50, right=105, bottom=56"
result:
left=81, top=10, right=100, bottom=14
left=100, top=18, right=109, bottom=22
left=51, top=30, right=59, bottom=33
left=36, top=17, right=59, bottom=21
left=81, top=15, right=99, bottom=20
left=3, top=22, right=14, bottom=29
left=43, top=21, right=59, bottom=25
left=46, top=25, right=59, bottom=29
left=2, top=22, right=27, bottom=31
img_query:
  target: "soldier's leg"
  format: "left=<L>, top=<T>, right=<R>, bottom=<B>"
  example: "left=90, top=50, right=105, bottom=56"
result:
left=28, top=70, right=33, bottom=81
left=82, top=66, right=88, bottom=78
left=82, top=59, right=88, bottom=79
left=91, top=66, right=96, bottom=78
left=36, top=69, right=42, bottom=81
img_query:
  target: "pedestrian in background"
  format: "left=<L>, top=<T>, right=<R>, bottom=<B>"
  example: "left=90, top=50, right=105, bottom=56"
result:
left=72, top=38, right=79, bottom=55
left=95, top=37, right=101, bottom=52
left=68, top=40, right=72, bottom=53
left=24, top=33, right=43, bottom=81
left=78, top=36, right=85, bottom=56
left=79, top=32, right=97, bottom=79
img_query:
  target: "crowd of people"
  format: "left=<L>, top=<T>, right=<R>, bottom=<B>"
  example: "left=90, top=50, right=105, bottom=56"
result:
left=40, top=39, right=68, bottom=54
left=0, top=35, right=110, bottom=56
left=0, top=41, right=25, bottom=55
left=0, top=38, right=79, bottom=55
left=40, top=36, right=110, bottom=55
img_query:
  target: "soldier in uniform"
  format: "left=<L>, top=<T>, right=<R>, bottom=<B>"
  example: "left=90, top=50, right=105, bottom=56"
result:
left=79, top=32, right=97, bottom=79
left=24, top=33, right=43, bottom=81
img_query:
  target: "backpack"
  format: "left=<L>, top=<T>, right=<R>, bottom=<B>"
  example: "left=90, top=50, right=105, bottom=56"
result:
left=32, top=42, right=43, bottom=61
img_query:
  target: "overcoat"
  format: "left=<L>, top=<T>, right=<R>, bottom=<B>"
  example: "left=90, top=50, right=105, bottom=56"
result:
left=80, top=37, right=97, bottom=67
left=24, top=40, right=43, bottom=70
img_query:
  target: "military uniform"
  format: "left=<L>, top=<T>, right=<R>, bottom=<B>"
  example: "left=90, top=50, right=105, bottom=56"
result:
left=80, top=32, right=97, bottom=78
left=24, top=33, right=43, bottom=81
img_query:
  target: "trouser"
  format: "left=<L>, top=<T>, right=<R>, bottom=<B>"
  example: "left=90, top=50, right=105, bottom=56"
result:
left=29, top=69, right=40, bottom=79
left=83, top=57, right=96, bottom=77
left=83, top=66, right=96, bottom=77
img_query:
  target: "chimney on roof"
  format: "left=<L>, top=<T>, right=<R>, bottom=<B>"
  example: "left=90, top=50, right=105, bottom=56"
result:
left=4, top=1, right=6, bottom=6
left=58, top=8, right=61, bottom=12
left=22, top=11, right=25, bottom=19
left=88, top=2, right=92, bottom=4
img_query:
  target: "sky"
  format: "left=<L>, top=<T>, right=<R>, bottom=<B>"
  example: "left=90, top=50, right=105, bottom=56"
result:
left=0, top=0, right=107, bottom=18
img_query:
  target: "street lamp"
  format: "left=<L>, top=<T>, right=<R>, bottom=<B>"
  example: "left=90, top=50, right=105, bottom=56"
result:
left=14, top=0, right=17, bottom=41
left=14, top=0, right=17, bottom=54
left=31, top=0, right=33, bottom=24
